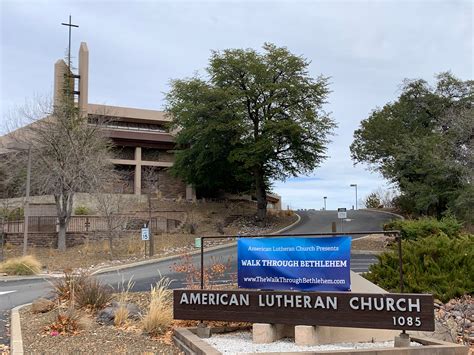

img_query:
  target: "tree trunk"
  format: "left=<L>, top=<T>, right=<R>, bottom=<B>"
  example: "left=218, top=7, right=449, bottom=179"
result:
left=255, top=167, right=267, bottom=226
left=58, top=218, right=67, bottom=251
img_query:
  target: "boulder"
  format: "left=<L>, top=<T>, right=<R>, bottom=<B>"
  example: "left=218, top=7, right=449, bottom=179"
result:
left=97, top=306, right=116, bottom=325
left=96, top=302, right=142, bottom=324
left=31, top=298, right=54, bottom=313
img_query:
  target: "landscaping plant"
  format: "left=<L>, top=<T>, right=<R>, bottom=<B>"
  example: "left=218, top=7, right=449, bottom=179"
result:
left=45, top=308, right=81, bottom=336
left=75, top=277, right=113, bottom=312
left=142, top=276, right=173, bottom=336
left=52, top=271, right=112, bottom=311
left=0, top=255, right=41, bottom=275
left=170, top=253, right=232, bottom=289
left=365, top=233, right=474, bottom=302
left=385, top=216, right=463, bottom=240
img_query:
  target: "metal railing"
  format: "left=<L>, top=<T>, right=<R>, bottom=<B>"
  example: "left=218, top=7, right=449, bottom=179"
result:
left=3, top=214, right=184, bottom=234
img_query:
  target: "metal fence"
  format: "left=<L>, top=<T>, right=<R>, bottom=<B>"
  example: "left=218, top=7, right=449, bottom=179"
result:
left=2, top=214, right=185, bottom=234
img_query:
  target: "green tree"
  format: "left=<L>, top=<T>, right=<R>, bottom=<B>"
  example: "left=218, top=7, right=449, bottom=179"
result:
left=351, top=73, right=473, bottom=219
left=363, top=192, right=381, bottom=208
left=167, top=43, right=335, bottom=223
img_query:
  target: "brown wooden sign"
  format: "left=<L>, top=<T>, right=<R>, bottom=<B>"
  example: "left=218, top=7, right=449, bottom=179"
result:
left=173, top=289, right=434, bottom=331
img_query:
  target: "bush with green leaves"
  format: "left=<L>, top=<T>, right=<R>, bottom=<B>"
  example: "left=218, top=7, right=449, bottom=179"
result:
left=365, top=233, right=473, bottom=302
left=0, top=207, right=24, bottom=221
left=74, top=206, right=91, bottom=215
left=384, top=216, right=462, bottom=240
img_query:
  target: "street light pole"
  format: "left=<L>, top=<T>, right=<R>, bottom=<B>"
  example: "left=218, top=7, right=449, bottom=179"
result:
left=5, top=143, right=32, bottom=255
left=350, top=184, right=358, bottom=210
left=23, top=147, right=31, bottom=256
left=323, top=196, right=327, bottom=210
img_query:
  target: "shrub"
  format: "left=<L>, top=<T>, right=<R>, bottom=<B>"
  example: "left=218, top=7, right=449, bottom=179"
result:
left=74, top=206, right=91, bottom=215
left=46, top=308, right=81, bottom=335
left=0, top=207, right=24, bottom=221
left=385, top=216, right=462, bottom=240
left=365, top=233, right=474, bottom=302
left=52, top=272, right=112, bottom=311
left=75, top=277, right=113, bottom=311
left=142, top=277, right=173, bottom=335
left=364, top=193, right=381, bottom=208
left=170, top=254, right=231, bottom=289
left=0, top=255, right=41, bottom=275
left=52, top=271, right=88, bottom=302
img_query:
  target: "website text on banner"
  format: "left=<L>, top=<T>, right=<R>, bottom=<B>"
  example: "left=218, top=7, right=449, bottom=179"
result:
left=238, top=237, right=351, bottom=291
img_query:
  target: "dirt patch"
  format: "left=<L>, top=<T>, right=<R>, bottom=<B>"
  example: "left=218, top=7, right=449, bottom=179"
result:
left=351, top=234, right=394, bottom=252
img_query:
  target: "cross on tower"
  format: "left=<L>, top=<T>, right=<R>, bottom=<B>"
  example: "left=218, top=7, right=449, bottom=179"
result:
left=61, top=15, right=79, bottom=70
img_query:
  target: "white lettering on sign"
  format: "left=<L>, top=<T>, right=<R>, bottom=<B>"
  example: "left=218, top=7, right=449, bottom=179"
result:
left=349, top=297, right=421, bottom=313
left=239, top=259, right=348, bottom=268
left=180, top=292, right=250, bottom=306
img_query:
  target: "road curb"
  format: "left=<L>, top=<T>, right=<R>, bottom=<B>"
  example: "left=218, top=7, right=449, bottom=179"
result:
left=363, top=208, right=405, bottom=220
left=0, top=274, right=64, bottom=282
left=10, top=303, right=30, bottom=355
left=91, top=212, right=302, bottom=275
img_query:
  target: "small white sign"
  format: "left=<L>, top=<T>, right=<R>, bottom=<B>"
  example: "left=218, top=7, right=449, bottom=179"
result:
left=337, top=208, right=347, bottom=219
left=141, top=227, right=150, bottom=241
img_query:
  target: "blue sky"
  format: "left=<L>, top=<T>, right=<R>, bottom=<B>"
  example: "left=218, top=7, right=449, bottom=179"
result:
left=1, top=0, right=472, bottom=210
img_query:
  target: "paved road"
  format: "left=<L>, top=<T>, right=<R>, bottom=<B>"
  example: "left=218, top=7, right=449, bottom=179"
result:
left=287, top=209, right=394, bottom=234
left=0, top=209, right=398, bottom=341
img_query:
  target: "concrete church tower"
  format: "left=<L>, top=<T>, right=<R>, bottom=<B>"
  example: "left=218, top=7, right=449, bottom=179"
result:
left=78, top=42, right=89, bottom=116
left=52, top=42, right=89, bottom=117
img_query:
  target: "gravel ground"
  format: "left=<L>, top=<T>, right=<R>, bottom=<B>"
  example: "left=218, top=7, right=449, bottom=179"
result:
left=0, top=309, right=9, bottom=354
left=203, top=331, right=422, bottom=354
left=351, top=234, right=393, bottom=251
left=19, top=301, right=181, bottom=354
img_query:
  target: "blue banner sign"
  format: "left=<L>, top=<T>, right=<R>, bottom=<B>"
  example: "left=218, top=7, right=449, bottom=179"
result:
left=238, top=237, right=351, bottom=291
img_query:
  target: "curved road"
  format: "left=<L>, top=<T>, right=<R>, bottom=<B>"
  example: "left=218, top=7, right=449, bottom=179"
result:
left=0, top=209, right=398, bottom=342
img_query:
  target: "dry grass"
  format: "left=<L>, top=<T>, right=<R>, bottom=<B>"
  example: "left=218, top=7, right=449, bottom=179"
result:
left=0, top=255, right=42, bottom=275
left=114, top=277, right=134, bottom=327
left=141, top=277, right=173, bottom=336
left=114, top=305, right=129, bottom=327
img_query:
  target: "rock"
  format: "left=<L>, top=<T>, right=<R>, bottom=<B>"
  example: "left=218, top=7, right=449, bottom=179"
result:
left=124, top=303, right=141, bottom=320
left=96, top=302, right=141, bottom=324
left=97, top=307, right=116, bottom=325
left=31, top=298, right=54, bottom=313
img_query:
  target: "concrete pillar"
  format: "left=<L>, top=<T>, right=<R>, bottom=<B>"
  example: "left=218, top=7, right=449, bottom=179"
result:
left=295, top=325, right=319, bottom=346
left=252, top=323, right=292, bottom=344
left=186, top=184, right=196, bottom=201
left=53, top=59, right=72, bottom=107
left=394, top=332, right=411, bottom=347
left=78, top=42, right=89, bottom=117
left=134, top=147, right=142, bottom=195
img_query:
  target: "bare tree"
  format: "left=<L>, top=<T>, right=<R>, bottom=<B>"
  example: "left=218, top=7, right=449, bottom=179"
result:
left=142, top=166, right=160, bottom=256
left=2, top=96, right=114, bottom=251
left=95, top=193, right=127, bottom=257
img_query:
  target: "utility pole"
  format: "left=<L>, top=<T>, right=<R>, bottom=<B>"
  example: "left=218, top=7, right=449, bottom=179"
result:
left=6, top=143, right=32, bottom=255
left=350, top=184, right=358, bottom=210
left=23, top=147, right=31, bottom=256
